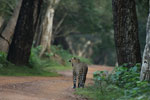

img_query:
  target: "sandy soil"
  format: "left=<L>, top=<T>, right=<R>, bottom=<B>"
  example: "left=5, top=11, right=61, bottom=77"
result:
left=0, top=65, right=113, bottom=100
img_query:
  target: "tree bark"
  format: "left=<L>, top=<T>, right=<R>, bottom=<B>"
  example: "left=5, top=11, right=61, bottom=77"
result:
left=140, top=1, right=150, bottom=81
left=39, top=7, right=54, bottom=57
left=7, top=0, right=42, bottom=65
left=0, top=0, right=22, bottom=52
left=112, top=0, right=141, bottom=67
left=34, top=0, right=60, bottom=57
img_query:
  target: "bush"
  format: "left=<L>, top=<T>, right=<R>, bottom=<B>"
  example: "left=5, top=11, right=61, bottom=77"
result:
left=76, top=64, right=150, bottom=100
left=0, top=50, right=59, bottom=76
left=110, top=63, right=141, bottom=88
left=47, top=45, right=92, bottom=65
left=0, top=45, right=91, bottom=76
left=0, top=46, right=70, bottom=76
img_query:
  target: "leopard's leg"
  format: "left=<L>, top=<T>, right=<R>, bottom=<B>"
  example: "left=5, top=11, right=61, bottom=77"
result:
left=78, top=75, right=81, bottom=88
left=82, top=67, right=88, bottom=88
left=78, top=69, right=84, bottom=88
left=73, top=71, right=77, bottom=89
left=80, top=73, right=85, bottom=88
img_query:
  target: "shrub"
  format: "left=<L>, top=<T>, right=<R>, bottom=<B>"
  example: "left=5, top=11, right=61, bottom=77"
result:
left=76, top=64, right=150, bottom=100
left=0, top=45, right=91, bottom=76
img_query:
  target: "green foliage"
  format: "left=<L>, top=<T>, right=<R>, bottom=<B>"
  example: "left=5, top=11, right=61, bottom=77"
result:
left=76, top=64, right=150, bottom=100
left=55, top=0, right=116, bottom=65
left=110, top=64, right=141, bottom=88
left=0, top=52, right=8, bottom=68
left=75, top=85, right=124, bottom=100
left=0, top=0, right=18, bottom=20
left=30, top=45, right=91, bottom=72
left=56, top=0, right=113, bottom=34
left=0, top=51, right=59, bottom=76
left=0, top=45, right=91, bottom=76
left=50, top=45, right=72, bottom=65
left=29, top=45, right=73, bottom=72
left=54, top=0, right=148, bottom=66
left=48, top=45, right=92, bottom=65
left=0, top=46, right=63, bottom=76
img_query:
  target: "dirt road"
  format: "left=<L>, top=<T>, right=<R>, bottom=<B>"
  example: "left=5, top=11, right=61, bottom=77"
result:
left=0, top=65, right=113, bottom=100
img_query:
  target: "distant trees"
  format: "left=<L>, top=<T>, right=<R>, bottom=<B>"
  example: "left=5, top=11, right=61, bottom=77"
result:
left=112, top=0, right=141, bottom=67
left=53, top=0, right=116, bottom=65
left=136, top=0, right=149, bottom=52
left=0, top=0, right=147, bottom=66
left=7, top=0, right=42, bottom=65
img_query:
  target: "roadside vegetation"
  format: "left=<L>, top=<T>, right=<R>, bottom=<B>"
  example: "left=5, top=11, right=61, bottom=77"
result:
left=76, top=64, right=150, bottom=100
left=0, top=45, right=92, bottom=76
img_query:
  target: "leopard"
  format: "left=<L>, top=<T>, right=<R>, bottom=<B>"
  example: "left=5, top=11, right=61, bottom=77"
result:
left=69, top=57, right=88, bottom=88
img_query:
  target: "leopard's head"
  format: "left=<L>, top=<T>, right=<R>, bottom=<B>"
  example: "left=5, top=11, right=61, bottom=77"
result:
left=69, top=57, right=80, bottom=66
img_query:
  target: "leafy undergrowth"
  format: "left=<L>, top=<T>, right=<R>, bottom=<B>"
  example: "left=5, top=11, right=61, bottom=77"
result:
left=0, top=45, right=91, bottom=76
left=76, top=85, right=124, bottom=100
left=50, top=45, right=92, bottom=65
left=76, top=64, right=150, bottom=100
left=0, top=50, right=59, bottom=76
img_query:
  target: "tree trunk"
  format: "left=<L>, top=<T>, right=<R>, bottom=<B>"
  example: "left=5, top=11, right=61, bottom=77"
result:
left=39, top=7, right=54, bottom=57
left=140, top=1, right=150, bottom=81
left=33, top=0, right=60, bottom=57
left=0, top=0, right=22, bottom=52
left=112, top=0, right=141, bottom=67
left=33, top=3, right=47, bottom=47
left=7, top=0, right=42, bottom=65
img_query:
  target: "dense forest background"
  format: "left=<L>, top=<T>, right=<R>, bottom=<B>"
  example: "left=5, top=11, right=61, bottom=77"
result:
left=1, top=0, right=150, bottom=100
left=0, top=0, right=148, bottom=66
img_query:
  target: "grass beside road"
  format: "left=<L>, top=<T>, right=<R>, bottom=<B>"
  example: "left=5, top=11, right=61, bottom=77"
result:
left=0, top=45, right=91, bottom=76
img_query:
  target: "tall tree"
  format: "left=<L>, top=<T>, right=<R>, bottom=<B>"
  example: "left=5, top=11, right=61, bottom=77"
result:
left=112, top=0, right=141, bottom=67
left=7, top=0, right=42, bottom=65
left=140, top=1, right=150, bottom=81
left=34, top=0, right=60, bottom=57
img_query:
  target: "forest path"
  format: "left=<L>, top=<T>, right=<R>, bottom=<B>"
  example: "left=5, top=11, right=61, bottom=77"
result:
left=0, top=65, right=113, bottom=100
